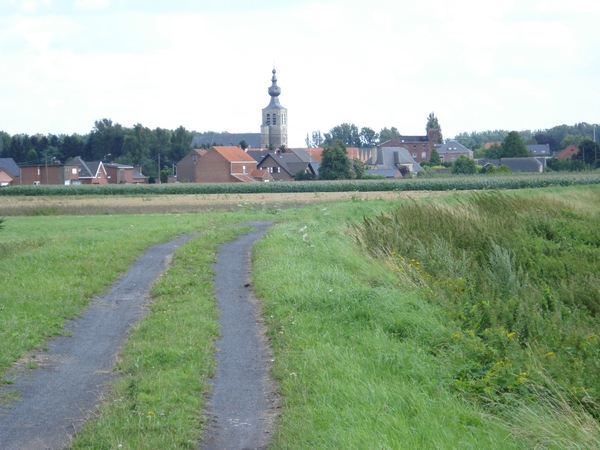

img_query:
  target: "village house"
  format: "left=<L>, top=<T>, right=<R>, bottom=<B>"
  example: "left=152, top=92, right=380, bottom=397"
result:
left=65, top=157, right=108, bottom=184
left=19, top=161, right=80, bottom=185
left=186, top=146, right=271, bottom=183
left=555, top=144, right=579, bottom=159
left=378, top=127, right=441, bottom=163
left=104, top=163, right=147, bottom=184
left=436, top=140, right=473, bottom=162
left=0, top=158, right=20, bottom=186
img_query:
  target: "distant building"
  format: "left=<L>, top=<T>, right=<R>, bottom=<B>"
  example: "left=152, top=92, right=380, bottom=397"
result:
left=20, top=162, right=80, bottom=185
left=260, top=69, right=288, bottom=149
left=436, top=140, right=473, bottom=163
left=555, top=144, right=579, bottom=159
left=378, top=127, right=441, bottom=163
left=0, top=158, right=20, bottom=186
left=526, top=144, right=551, bottom=156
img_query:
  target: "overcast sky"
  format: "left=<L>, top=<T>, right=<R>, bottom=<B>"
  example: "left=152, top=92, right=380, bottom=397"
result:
left=1, top=0, right=599, bottom=146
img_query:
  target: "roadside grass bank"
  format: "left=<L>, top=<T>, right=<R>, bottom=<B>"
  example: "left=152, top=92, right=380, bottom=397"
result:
left=351, top=186, right=600, bottom=447
left=252, top=186, right=600, bottom=448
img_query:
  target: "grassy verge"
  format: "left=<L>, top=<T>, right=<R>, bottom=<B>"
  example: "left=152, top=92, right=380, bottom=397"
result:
left=252, top=201, right=526, bottom=448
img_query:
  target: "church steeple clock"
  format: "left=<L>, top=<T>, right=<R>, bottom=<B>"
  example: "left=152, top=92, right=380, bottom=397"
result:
left=261, top=68, right=288, bottom=149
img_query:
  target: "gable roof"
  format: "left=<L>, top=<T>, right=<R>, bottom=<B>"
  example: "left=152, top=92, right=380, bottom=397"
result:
left=286, top=148, right=319, bottom=163
left=437, top=141, right=473, bottom=155
left=212, top=146, right=257, bottom=163
left=66, top=156, right=106, bottom=178
left=258, top=152, right=308, bottom=176
left=500, top=157, right=543, bottom=172
left=0, top=158, right=20, bottom=177
left=192, top=133, right=262, bottom=149
left=555, top=144, right=579, bottom=159
left=526, top=144, right=550, bottom=155
left=372, top=147, right=424, bottom=172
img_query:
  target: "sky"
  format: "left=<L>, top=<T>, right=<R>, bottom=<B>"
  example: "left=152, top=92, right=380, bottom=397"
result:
left=1, top=0, right=599, bottom=147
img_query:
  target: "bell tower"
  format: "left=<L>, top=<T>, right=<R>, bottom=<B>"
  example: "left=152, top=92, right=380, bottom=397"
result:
left=261, top=68, right=288, bottom=149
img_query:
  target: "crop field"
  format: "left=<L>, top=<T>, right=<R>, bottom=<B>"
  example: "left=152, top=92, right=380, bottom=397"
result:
left=1, top=184, right=600, bottom=449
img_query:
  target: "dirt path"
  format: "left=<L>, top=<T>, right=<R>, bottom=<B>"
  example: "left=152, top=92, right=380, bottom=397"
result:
left=0, top=234, right=197, bottom=450
left=201, top=221, right=277, bottom=450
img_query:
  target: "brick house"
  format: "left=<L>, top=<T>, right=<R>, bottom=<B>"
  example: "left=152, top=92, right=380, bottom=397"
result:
left=0, top=158, right=20, bottom=186
left=378, top=128, right=441, bottom=163
left=66, top=157, right=108, bottom=184
left=190, top=146, right=271, bottom=183
left=555, top=144, right=579, bottom=159
left=254, top=152, right=310, bottom=181
left=104, top=163, right=147, bottom=184
left=175, top=149, right=208, bottom=183
left=20, top=162, right=80, bottom=185
left=436, top=141, right=473, bottom=163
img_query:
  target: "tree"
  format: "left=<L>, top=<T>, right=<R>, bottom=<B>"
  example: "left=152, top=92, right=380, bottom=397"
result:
left=534, top=132, right=560, bottom=152
left=294, top=170, right=315, bottom=181
left=359, top=127, right=378, bottom=148
left=451, top=155, right=478, bottom=174
left=319, top=140, right=353, bottom=180
left=572, top=138, right=600, bottom=167
left=0, top=217, right=4, bottom=232
left=160, top=168, right=169, bottom=184
left=426, top=112, right=443, bottom=143
left=26, top=149, right=38, bottom=163
left=501, top=131, right=529, bottom=158
left=429, top=148, right=441, bottom=165
left=239, top=139, right=248, bottom=150
left=560, top=134, right=584, bottom=150
left=279, top=144, right=287, bottom=153
left=352, top=158, right=365, bottom=179
left=379, top=127, right=400, bottom=143
left=323, top=123, right=361, bottom=147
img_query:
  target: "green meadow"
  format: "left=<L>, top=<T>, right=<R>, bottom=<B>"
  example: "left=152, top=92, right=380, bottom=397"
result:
left=1, top=185, right=600, bottom=448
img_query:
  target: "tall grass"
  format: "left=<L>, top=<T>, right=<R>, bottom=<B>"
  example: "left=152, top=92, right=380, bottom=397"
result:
left=352, top=188, right=600, bottom=424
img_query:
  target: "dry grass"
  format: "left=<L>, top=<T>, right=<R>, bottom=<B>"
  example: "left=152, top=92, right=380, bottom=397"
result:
left=0, top=190, right=454, bottom=215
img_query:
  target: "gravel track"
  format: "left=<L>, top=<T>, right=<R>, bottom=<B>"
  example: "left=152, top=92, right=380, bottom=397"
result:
left=0, top=234, right=197, bottom=450
left=201, top=221, right=278, bottom=450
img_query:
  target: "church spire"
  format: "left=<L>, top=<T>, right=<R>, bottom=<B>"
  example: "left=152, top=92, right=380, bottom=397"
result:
left=266, top=68, right=283, bottom=109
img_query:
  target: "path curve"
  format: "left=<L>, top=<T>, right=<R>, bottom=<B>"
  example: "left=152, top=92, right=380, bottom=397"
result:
left=201, top=221, right=278, bottom=450
left=0, top=234, right=197, bottom=450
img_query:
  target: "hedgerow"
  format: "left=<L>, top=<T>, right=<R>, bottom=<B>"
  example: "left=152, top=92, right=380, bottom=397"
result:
left=2, top=173, right=600, bottom=196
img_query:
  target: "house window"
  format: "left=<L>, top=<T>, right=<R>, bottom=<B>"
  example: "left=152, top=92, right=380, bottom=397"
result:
left=451, top=156, right=456, bottom=161
left=37, top=168, right=41, bottom=175
left=97, top=173, right=102, bottom=178
left=421, top=152, right=426, bottom=158
left=273, top=114, right=277, bottom=125
left=243, top=165, right=246, bottom=174
left=72, top=168, right=77, bottom=174
left=192, top=155, right=197, bottom=163
left=412, top=145, right=416, bottom=148
left=412, top=152, right=417, bottom=158
left=267, top=114, right=270, bottom=125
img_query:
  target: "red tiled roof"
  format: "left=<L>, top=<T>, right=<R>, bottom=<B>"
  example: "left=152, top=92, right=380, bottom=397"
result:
left=555, top=144, right=579, bottom=159
left=213, top=146, right=256, bottom=163
left=484, top=142, right=502, bottom=148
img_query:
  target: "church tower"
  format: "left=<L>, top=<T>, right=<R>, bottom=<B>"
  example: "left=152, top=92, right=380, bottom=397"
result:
left=261, top=68, right=288, bottom=149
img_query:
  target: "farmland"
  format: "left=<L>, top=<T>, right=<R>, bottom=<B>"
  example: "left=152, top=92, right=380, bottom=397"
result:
left=1, top=184, right=600, bottom=448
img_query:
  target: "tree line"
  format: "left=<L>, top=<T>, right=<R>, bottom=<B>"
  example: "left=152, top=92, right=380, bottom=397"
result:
left=454, top=122, right=599, bottom=154
left=306, top=113, right=443, bottom=149
left=0, top=119, right=196, bottom=178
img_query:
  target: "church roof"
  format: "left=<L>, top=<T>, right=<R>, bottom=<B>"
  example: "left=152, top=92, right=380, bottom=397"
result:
left=263, top=68, right=285, bottom=110
left=191, top=133, right=261, bottom=149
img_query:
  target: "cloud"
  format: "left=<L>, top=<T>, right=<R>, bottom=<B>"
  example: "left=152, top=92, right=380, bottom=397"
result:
left=73, top=0, right=110, bottom=11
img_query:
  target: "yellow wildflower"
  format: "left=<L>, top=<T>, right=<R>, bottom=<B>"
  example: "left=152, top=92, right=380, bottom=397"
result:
left=507, top=332, right=516, bottom=338
left=545, top=351, right=555, bottom=357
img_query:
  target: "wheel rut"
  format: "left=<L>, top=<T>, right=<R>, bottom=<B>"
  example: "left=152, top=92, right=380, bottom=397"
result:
left=201, top=220, right=278, bottom=450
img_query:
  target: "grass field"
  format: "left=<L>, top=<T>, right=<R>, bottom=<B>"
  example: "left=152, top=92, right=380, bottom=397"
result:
left=1, top=185, right=600, bottom=448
